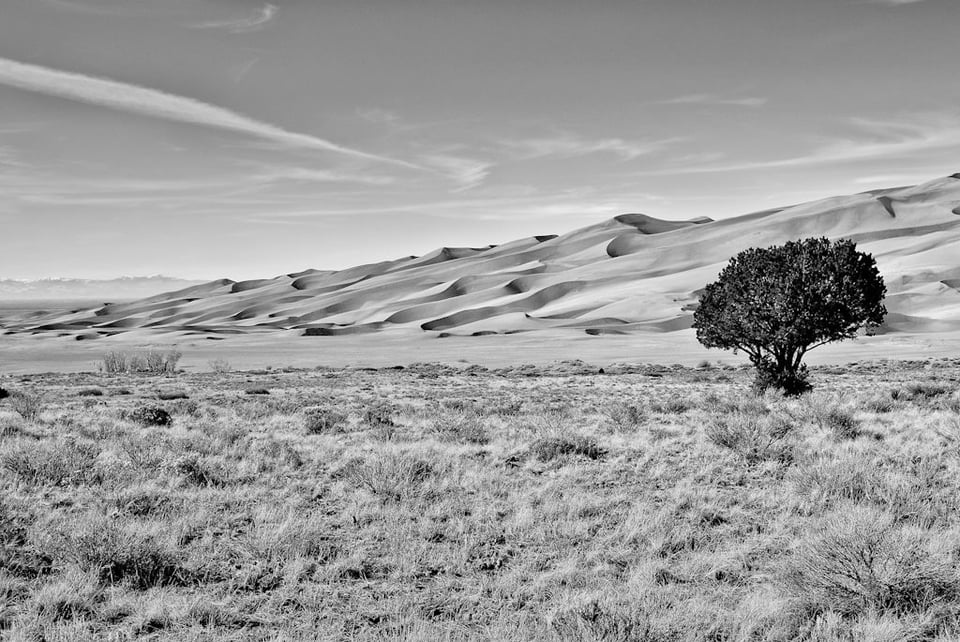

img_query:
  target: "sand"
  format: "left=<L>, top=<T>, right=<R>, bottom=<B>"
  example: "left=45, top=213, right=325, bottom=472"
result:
left=2, top=174, right=960, bottom=373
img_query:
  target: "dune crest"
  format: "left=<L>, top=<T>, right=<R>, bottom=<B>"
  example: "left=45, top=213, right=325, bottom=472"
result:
left=8, top=174, right=960, bottom=339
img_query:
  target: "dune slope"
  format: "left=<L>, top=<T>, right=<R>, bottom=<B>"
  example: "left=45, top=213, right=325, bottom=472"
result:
left=9, top=174, right=960, bottom=339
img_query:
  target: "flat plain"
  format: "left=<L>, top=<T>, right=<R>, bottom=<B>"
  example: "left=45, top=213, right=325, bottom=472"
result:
left=3, top=356, right=960, bottom=640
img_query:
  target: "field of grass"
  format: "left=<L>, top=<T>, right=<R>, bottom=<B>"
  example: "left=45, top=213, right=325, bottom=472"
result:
left=2, top=358, right=960, bottom=640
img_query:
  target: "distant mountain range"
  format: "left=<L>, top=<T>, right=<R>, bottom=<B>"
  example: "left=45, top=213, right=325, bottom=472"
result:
left=0, top=276, right=207, bottom=301
left=7, top=173, right=960, bottom=340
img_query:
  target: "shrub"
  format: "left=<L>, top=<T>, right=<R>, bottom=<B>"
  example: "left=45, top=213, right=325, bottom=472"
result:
left=892, top=382, right=953, bottom=404
left=861, top=394, right=896, bottom=413
left=693, top=238, right=886, bottom=394
left=100, top=350, right=181, bottom=374
left=100, top=351, right=128, bottom=374
left=127, top=406, right=172, bottom=427
left=1, top=440, right=101, bottom=486
left=208, top=359, right=232, bottom=373
left=8, top=390, right=45, bottom=422
left=303, top=407, right=348, bottom=434
left=809, top=400, right=861, bottom=439
left=705, top=410, right=796, bottom=464
left=432, top=412, right=490, bottom=445
left=244, top=387, right=270, bottom=395
left=44, top=516, right=187, bottom=589
left=1, top=498, right=45, bottom=578
left=348, top=452, right=439, bottom=502
left=0, top=387, right=8, bottom=400
left=824, top=408, right=861, bottom=440
left=77, top=388, right=104, bottom=397
left=172, top=454, right=229, bottom=487
left=649, top=397, right=692, bottom=414
left=157, top=390, right=188, bottom=401
left=363, top=400, right=396, bottom=429
left=607, top=402, right=646, bottom=431
left=782, top=505, right=959, bottom=619
left=530, top=434, right=605, bottom=461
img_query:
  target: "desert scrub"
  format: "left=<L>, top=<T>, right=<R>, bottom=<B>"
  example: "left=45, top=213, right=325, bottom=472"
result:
left=303, top=406, right=348, bottom=434
left=40, top=514, right=189, bottom=590
left=705, top=408, right=796, bottom=464
left=431, top=411, right=490, bottom=445
left=649, top=396, right=693, bottom=414
left=348, top=451, right=442, bottom=503
left=782, top=504, right=960, bottom=624
left=606, top=401, right=646, bottom=431
left=170, top=454, right=231, bottom=487
left=530, top=433, right=605, bottom=461
left=99, top=349, right=181, bottom=375
left=790, top=453, right=951, bottom=524
left=126, top=406, right=172, bottom=427
left=7, top=390, right=45, bottom=422
left=1, top=439, right=101, bottom=486
left=362, top=400, right=397, bottom=428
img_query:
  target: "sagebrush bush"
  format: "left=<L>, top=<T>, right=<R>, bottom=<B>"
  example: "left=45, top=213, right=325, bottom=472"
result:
left=76, top=388, right=104, bottom=398
left=362, top=400, right=396, bottom=428
left=607, top=402, right=646, bottom=430
left=42, top=515, right=188, bottom=590
left=1, top=440, right=101, bottom=486
left=127, top=406, right=171, bottom=427
left=823, top=408, right=861, bottom=440
left=171, top=454, right=229, bottom=487
left=705, top=410, right=796, bottom=464
left=208, top=359, right=232, bottom=373
left=432, top=412, right=490, bottom=445
left=530, top=434, right=605, bottom=461
left=649, top=397, right=692, bottom=414
left=893, top=382, right=952, bottom=402
left=303, top=406, right=347, bottom=434
left=348, top=452, right=439, bottom=503
left=8, top=390, right=45, bottom=422
left=782, top=505, right=959, bottom=620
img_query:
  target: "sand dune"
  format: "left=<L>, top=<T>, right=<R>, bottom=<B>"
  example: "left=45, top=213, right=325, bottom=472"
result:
left=7, top=174, right=960, bottom=340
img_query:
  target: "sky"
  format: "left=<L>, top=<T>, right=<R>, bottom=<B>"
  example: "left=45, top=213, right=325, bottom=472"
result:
left=1, top=0, right=958, bottom=280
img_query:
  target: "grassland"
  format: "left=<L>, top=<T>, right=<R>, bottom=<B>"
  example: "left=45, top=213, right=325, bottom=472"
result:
left=1, top=357, right=960, bottom=641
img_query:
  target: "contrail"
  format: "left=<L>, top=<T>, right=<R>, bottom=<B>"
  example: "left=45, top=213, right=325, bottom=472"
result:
left=0, top=57, right=417, bottom=168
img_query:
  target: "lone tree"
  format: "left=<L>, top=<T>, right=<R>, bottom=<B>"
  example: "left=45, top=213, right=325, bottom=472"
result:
left=692, top=237, right=886, bottom=395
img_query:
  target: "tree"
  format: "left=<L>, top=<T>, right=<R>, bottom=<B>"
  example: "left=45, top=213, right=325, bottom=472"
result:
left=692, top=237, right=886, bottom=395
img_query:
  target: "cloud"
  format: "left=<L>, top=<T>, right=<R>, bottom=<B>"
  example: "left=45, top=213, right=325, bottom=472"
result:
left=640, top=112, right=960, bottom=176
left=865, top=0, right=927, bottom=5
left=0, top=57, right=416, bottom=167
left=422, top=154, right=493, bottom=191
left=357, top=108, right=401, bottom=125
left=657, top=94, right=768, bottom=108
left=504, top=133, right=679, bottom=161
left=192, top=3, right=278, bottom=33
left=252, top=167, right=397, bottom=186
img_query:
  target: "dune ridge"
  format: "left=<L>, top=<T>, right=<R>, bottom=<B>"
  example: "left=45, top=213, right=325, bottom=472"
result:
left=8, top=174, right=960, bottom=339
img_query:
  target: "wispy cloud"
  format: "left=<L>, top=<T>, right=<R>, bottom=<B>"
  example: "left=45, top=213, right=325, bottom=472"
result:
left=0, top=57, right=416, bottom=167
left=192, top=3, right=278, bottom=33
left=504, top=133, right=679, bottom=161
left=865, top=0, right=927, bottom=5
left=357, top=108, right=401, bottom=125
left=640, top=112, right=960, bottom=176
left=252, top=167, right=397, bottom=186
left=657, top=94, right=768, bottom=108
left=422, top=154, right=494, bottom=191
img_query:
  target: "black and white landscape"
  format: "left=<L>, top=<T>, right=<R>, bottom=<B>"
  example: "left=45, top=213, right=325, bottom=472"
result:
left=2, top=1, right=960, bottom=640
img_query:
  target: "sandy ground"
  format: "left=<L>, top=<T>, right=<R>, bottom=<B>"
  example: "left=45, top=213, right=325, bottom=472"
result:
left=1, top=328, right=958, bottom=374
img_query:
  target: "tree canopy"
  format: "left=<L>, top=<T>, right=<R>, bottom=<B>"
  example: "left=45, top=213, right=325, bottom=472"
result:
left=692, top=237, right=886, bottom=394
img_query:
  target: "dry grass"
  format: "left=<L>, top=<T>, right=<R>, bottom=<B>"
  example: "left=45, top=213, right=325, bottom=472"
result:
left=0, top=358, right=959, bottom=640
